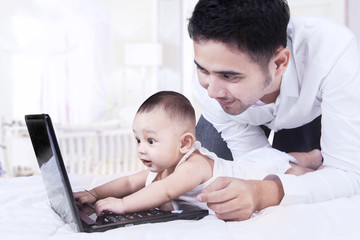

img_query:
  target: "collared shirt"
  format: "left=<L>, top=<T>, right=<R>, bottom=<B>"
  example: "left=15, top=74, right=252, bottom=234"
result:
left=192, top=17, right=360, bottom=205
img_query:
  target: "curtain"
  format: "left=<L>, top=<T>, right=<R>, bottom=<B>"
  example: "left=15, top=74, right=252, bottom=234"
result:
left=1, top=0, right=111, bottom=125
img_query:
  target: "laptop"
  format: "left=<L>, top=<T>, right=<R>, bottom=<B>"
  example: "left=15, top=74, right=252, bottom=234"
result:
left=25, top=114, right=208, bottom=232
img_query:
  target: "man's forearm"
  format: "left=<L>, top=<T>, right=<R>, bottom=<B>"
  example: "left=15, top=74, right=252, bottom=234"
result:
left=252, top=179, right=284, bottom=211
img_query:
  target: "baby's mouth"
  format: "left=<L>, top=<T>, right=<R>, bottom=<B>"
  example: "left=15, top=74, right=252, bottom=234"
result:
left=142, top=159, right=152, bottom=167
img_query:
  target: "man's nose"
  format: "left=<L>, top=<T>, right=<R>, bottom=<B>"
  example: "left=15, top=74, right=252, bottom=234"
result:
left=206, top=77, right=226, bottom=99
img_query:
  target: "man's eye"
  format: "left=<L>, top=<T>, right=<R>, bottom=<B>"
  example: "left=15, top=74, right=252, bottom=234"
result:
left=148, top=138, right=155, bottom=144
left=197, top=66, right=207, bottom=74
left=224, top=74, right=236, bottom=80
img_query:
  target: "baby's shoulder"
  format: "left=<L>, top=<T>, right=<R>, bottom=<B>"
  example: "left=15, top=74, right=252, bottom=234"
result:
left=185, top=151, right=214, bottom=169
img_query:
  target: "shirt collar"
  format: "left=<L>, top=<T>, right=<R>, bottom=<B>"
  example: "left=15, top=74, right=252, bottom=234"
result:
left=280, top=36, right=300, bottom=99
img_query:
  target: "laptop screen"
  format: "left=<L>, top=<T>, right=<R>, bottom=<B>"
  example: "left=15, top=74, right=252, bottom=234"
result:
left=25, top=115, right=82, bottom=232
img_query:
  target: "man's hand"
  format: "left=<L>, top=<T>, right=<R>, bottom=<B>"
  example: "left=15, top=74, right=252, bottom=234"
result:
left=197, top=177, right=284, bottom=221
left=95, top=197, right=125, bottom=216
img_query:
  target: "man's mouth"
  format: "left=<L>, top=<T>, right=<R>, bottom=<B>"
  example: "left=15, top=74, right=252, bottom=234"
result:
left=216, top=98, right=235, bottom=107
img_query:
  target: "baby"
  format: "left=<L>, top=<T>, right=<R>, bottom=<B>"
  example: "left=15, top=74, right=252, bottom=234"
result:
left=74, top=91, right=322, bottom=215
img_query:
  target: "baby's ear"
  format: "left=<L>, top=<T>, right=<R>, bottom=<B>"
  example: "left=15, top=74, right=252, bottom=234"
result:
left=180, top=133, right=195, bottom=154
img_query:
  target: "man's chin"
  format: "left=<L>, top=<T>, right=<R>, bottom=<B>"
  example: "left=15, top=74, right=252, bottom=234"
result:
left=221, top=105, right=248, bottom=116
left=222, top=107, right=242, bottom=116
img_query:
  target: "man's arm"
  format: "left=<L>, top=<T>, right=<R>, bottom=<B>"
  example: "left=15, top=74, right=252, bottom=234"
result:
left=197, top=177, right=284, bottom=221
left=276, top=20, right=360, bottom=206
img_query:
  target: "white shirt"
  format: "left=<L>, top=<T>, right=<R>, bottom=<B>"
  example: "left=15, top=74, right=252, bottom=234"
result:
left=192, top=17, right=360, bottom=205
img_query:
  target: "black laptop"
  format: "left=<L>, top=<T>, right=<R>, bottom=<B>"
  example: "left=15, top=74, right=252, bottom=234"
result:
left=25, top=114, right=208, bottom=232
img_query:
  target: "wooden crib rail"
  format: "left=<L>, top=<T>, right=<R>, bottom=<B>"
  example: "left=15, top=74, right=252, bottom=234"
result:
left=56, top=127, right=143, bottom=174
left=1, top=121, right=143, bottom=177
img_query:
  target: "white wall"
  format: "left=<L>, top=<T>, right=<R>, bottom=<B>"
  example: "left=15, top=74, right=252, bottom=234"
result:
left=0, top=0, right=352, bottom=126
left=288, top=0, right=345, bottom=24
left=0, top=0, right=160, bottom=125
left=1, top=0, right=357, bottom=176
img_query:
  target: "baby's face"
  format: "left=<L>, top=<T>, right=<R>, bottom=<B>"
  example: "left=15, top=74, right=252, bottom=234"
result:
left=132, top=108, right=183, bottom=172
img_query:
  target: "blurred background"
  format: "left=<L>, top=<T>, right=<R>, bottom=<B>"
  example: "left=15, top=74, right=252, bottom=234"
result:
left=0, top=0, right=359, bottom=177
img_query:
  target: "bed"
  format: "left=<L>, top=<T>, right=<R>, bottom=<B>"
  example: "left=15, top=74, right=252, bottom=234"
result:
left=1, top=173, right=359, bottom=240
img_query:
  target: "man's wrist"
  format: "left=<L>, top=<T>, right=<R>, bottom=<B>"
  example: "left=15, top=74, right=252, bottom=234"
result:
left=252, top=179, right=284, bottom=211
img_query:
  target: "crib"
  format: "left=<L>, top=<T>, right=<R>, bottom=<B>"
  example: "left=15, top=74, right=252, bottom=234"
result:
left=56, top=125, right=142, bottom=175
left=1, top=120, right=142, bottom=177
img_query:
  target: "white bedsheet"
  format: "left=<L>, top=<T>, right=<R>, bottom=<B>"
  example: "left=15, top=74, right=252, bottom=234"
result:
left=1, top=174, right=359, bottom=240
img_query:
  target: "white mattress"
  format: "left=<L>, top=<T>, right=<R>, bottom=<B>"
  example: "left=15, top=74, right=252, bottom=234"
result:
left=1, top=174, right=359, bottom=240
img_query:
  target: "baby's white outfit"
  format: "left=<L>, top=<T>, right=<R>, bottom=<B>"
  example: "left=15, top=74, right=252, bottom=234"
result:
left=146, top=141, right=295, bottom=212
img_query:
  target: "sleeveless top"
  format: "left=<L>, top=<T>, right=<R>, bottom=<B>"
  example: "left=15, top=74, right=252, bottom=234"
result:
left=146, top=141, right=293, bottom=212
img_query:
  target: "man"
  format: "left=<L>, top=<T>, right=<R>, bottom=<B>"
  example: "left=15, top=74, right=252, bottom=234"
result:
left=189, top=0, right=360, bottom=221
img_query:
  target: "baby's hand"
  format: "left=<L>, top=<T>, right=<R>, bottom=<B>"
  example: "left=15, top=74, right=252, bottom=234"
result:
left=95, top=197, right=125, bottom=216
left=73, top=190, right=98, bottom=204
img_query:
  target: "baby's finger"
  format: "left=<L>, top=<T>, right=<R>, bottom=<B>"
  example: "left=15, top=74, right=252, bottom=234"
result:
left=94, top=201, right=104, bottom=216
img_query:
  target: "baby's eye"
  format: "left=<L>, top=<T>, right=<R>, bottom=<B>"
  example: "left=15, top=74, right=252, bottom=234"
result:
left=148, top=138, right=155, bottom=144
left=135, top=138, right=140, bottom=144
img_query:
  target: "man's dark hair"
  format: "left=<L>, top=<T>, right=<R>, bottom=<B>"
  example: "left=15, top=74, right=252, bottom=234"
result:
left=188, top=0, right=290, bottom=69
left=137, top=91, right=196, bottom=126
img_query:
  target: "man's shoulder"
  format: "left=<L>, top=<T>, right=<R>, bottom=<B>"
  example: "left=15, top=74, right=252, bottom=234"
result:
left=287, top=16, right=356, bottom=69
left=289, top=16, right=354, bottom=42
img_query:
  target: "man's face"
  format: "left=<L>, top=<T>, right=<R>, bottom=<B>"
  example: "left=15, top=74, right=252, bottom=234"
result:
left=194, top=40, right=277, bottom=115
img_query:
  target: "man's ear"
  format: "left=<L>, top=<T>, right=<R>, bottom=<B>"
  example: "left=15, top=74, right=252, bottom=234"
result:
left=179, top=133, right=196, bottom=154
left=274, top=47, right=290, bottom=77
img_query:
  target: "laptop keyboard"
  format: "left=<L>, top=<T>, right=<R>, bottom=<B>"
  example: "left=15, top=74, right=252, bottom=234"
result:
left=78, top=201, right=168, bottom=224
left=99, top=209, right=167, bottom=224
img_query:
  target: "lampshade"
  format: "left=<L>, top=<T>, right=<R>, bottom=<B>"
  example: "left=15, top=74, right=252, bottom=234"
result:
left=124, top=43, right=163, bottom=66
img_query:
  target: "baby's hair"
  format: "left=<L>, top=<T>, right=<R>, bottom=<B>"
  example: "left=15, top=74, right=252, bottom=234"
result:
left=137, top=91, right=196, bottom=127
